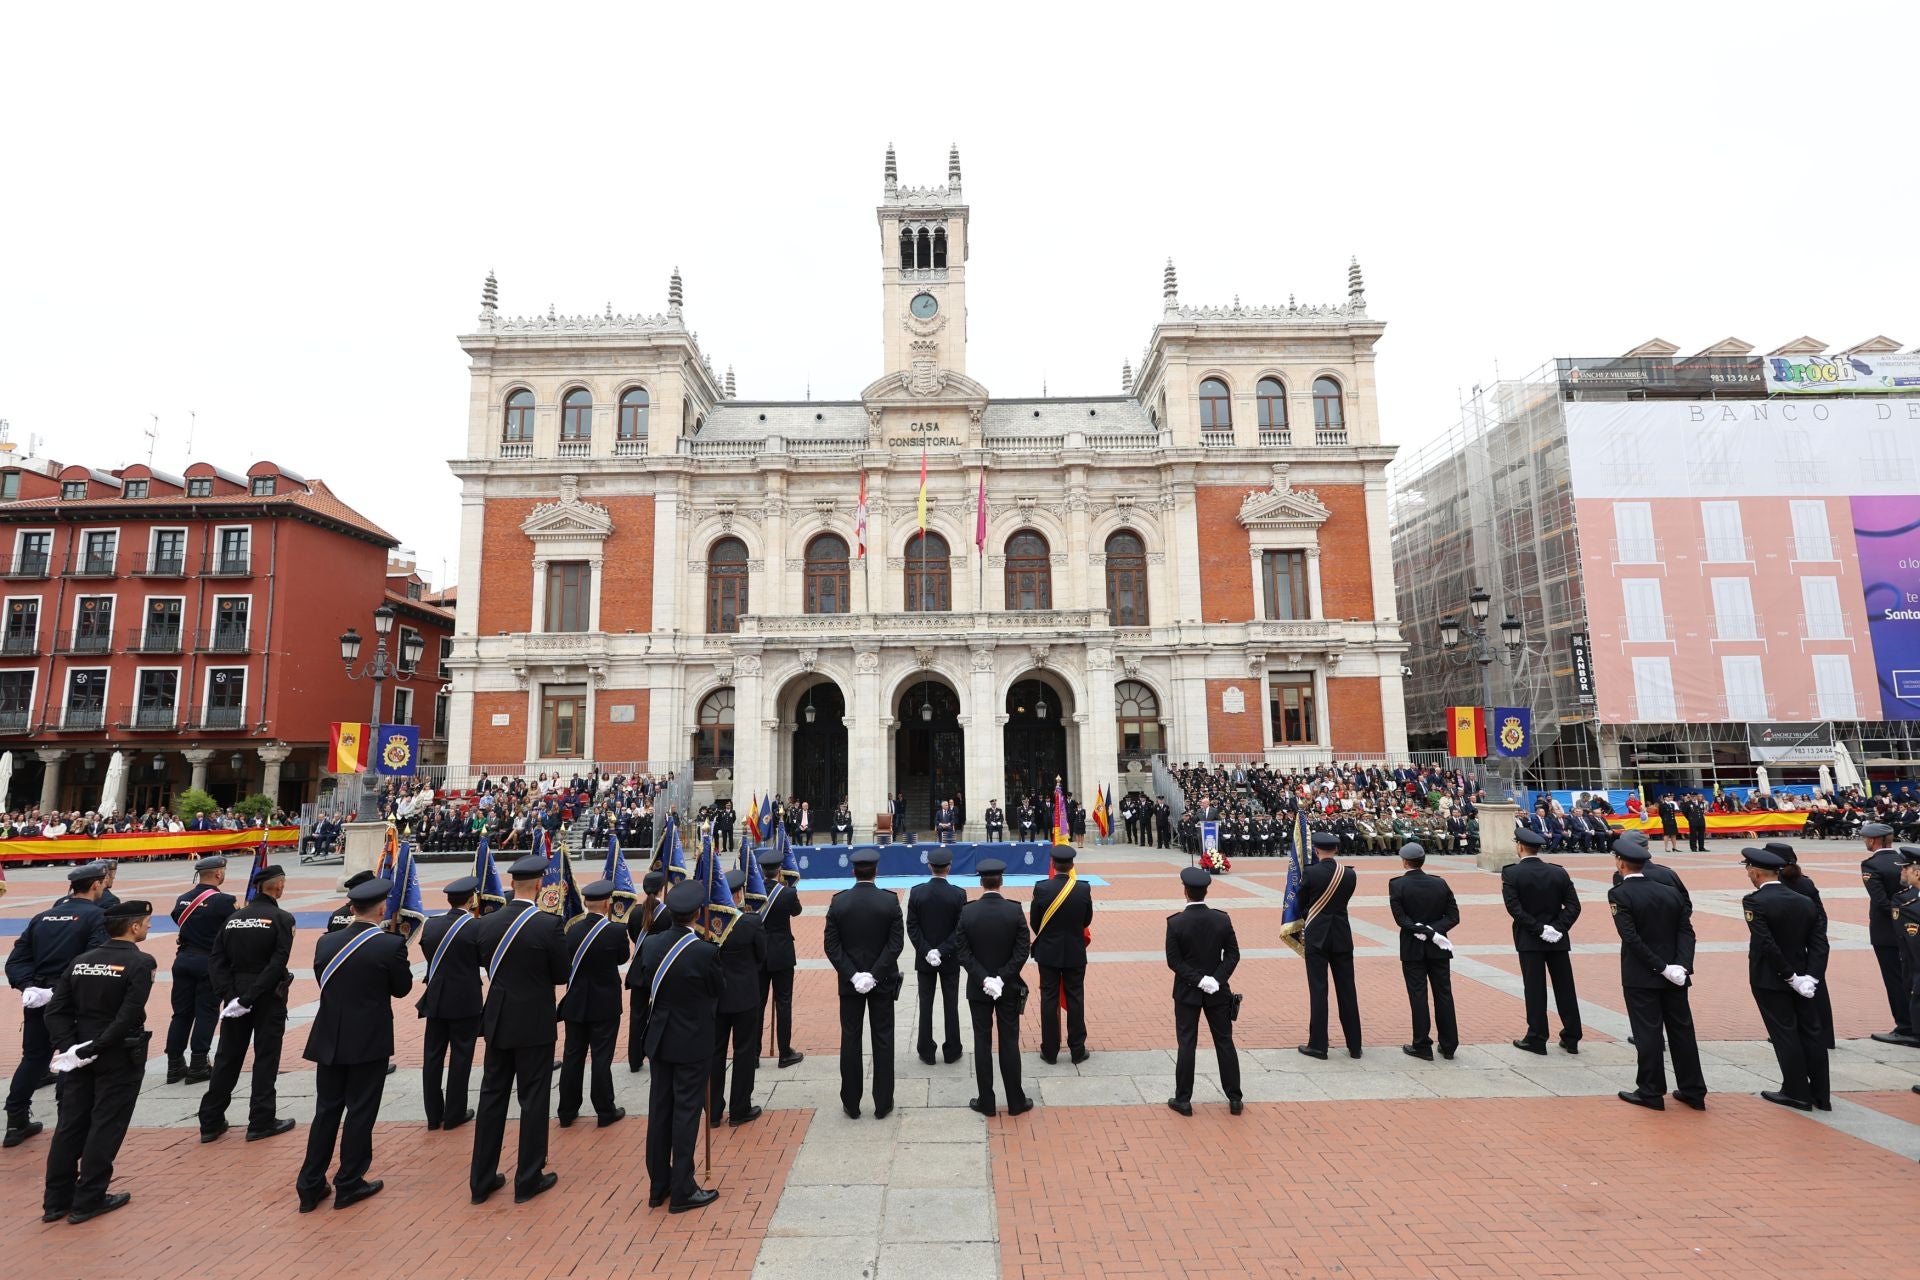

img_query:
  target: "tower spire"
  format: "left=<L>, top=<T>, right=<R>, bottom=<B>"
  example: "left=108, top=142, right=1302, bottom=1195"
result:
left=948, top=143, right=962, bottom=188
left=480, top=269, right=498, bottom=312
left=668, top=266, right=683, bottom=316
left=725, top=365, right=736, bottom=398
left=1121, top=359, right=1133, bottom=393
left=1347, top=255, right=1366, bottom=309
left=1162, top=258, right=1178, bottom=310
left=885, top=142, right=897, bottom=193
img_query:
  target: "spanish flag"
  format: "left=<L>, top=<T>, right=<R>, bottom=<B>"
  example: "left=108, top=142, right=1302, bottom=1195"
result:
left=1445, top=706, right=1487, bottom=759
left=916, top=446, right=928, bottom=532
left=1091, top=786, right=1111, bottom=839
left=329, top=721, right=371, bottom=774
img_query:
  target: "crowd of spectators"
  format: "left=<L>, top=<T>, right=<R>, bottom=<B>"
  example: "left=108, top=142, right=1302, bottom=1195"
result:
left=1165, top=761, right=1485, bottom=860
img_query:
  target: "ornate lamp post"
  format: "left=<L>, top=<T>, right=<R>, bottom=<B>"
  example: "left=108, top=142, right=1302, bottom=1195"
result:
left=339, top=603, right=427, bottom=816
left=1439, top=585, right=1525, bottom=802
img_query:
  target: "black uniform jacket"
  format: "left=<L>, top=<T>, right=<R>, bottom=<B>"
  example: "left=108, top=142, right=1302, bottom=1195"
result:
left=47, top=938, right=156, bottom=1054
left=1165, top=903, right=1238, bottom=1007
left=210, top=895, right=295, bottom=1007
left=713, top=910, right=767, bottom=1016
left=1028, top=874, right=1093, bottom=968
left=1607, top=875, right=1696, bottom=989
left=558, top=912, right=632, bottom=1023
left=1743, top=883, right=1827, bottom=992
left=955, top=892, right=1030, bottom=1003
left=475, top=899, right=567, bottom=1048
left=1297, top=860, right=1357, bottom=953
left=1388, top=868, right=1460, bottom=962
left=823, top=882, right=904, bottom=998
left=907, top=877, right=967, bottom=972
left=1501, top=856, right=1581, bottom=952
left=757, top=881, right=803, bottom=974
left=636, top=924, right=722, bottom=1063
left=305, top=921, right=412, bottom=1065
left=416, top=907, right=485, bottom=1020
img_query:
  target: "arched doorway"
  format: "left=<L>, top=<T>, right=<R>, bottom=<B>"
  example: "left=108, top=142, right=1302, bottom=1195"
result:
left=1004, top=675, right=1070, bottom=808
left=789, top=680, right=848, bottom=822
left=895, top=675, right=963, bottom=833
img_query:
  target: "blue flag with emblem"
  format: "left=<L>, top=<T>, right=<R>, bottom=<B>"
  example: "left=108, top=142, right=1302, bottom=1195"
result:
left=384, top=838, right=428, bottom=940
left=692, top=830, right=740, bottom=945
left=243, top=834, right=271, bottom=904
left=758, top=794, right=775, bottom=847
left=656, top=813, right=689, bottom=885
left=371, top=723, right=420, bottom=776
left=473, top=834, right=506, bottom=914
left=604, top=832, right=639, bottom=924
left=1492, top=706, right=1533, bottom=759
left=1277, top=809, right=1310, bottom=958
left=775, top=820, right=800, bottom=885
left=536, top=826, right=584, bottom=923
left=739, top=832, right=768, bottom=913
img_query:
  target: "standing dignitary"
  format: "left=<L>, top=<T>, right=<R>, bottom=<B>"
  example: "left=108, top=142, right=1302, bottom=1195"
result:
left=1739, top=847, right=1831, bottom=1111
left=1165, top=866, right=1241, bottom=1116
left=1029, top=845, right=1094, bottom=1064
left=954, top=858, right=1032, bottom=1116
left=558, top=879, right=631, bottom=1128
left=1608, top=840, right=1707, bottom=1111
left=165, top=854, right=235, bottom=1084
left=1682, top=793, right=1708, bottom=852
left=626, top=869, right=673, bottom=1072
left=1860, top=821, right=1916, bottom=1044
left=708, top=868, right=766, bottom=1127
left=417, top=876, right=484, bottom=1130
left=1298, top=831, right=1363, bottom=1059
left=1502, top=826, right=1584, bottom=1054
left=40, top=897, right=156, bottom=1224
left=296, top=877, right=412, bottom=1212
left=639, top=880, right=722, bottom=1213
left=756, top=848, right=805, bottom=1068
left=7, top=864, right=109, bottom=1147
left=908, top=846, right=967, bottom=1065
left=198, top=863, right=296, bottom=1143
left=822, top=848, right=904, bottom=1118
left=1388, top=842, right=1459, bottom=1061
left=469, top=854, right=568, bottom=1205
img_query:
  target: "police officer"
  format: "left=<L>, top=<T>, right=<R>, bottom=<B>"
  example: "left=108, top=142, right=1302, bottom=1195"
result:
left=954, top=858, right=1031, bottom=1117
left=984, top=800, right=1005, bottom=843
left=1861, top=821, right=1915, bottom=1044
left=1608, top=841, right=1706, bottom=1111
left=639, top=880, right=722, bottom=1213
left=6, top=864, right=109, bottom=1147
left=165, top=854, right=235, bottom=1085
left=625, top=869, right=673, bottom=1072
left=41, top=896, right=155, bottom=1224
left=1030, top=845, right=1093, bottom=1065
left=709, top=868, right=766, bottom=1127
left=1388, top=841, right=1459, bottom=1062
left=908, top=846, right=967, bottom=1065
left=756, top=848, right=804, bottom=1069
left=1739, top=847, right=1830, bottom=1111
left=559, top=879, right=631, bottom=1129
left=1894, top=847, right=1920, bottom=1052
left=1502, top=826, right=1583, bottom=1055
left=327, top=869, right=377, bottom=932
left=198, top=862, right=296, bottom=1143
left=1768, top=842, right=1835, bottom=1050
left=418, top=875, right=484, bottom=1131
left=822, top=848, right=904, bottom=1119
left=1165, top=866, right=1241, bottom=1116
left=296, top=876, right=413, bottom=1213
left=1298, top=832, right=1362, bottom=1060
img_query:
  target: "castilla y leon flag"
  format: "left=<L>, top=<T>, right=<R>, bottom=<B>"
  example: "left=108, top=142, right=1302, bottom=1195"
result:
left=329, top=722, right=370, bottom=774
left=1445, top=706, right=1487, bottom=759
left=855, top=472, right=868, bottom=559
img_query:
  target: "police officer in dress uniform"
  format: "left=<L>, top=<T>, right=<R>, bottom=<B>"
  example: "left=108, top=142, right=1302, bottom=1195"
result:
left=626, top=869, right=673, bottom=1072
left=417, top=875, right=484, bottom=1130
left=1298, top=832, right=1362, bottom=1059
left=1739, top=847, right=1831, bottom=1111
left=984, top=801, right=1005, bottom=843
left=6, top=864, right=109, bottom=1147
left=954, top=858, right=1032, bottom=1117
left=1502, top=826, right=1584, bottom=1054
left=754, top=849, right=805, bottom=1069
left=708, top=868, right=766, bottom=1127
left=198, top=862, right=296, bottom=1143
left=469, top=854, right=568, bottom=1206
left=1608, top=839, right=1707, bottom=1111
left=639, top=880, right=722, bottom=1213
left=1029, top=845, right=1094, bottom=1065
left=1389, top=842, right=1459, bottom=1061
left=326, top=869, right=376, bottom=932
left=823, top=848, right=904, bottom=1118
left=1860, top=822, right=1917, bottom=1044
left=40, top=897, right=155, bottom=1224
left=909, top=846, right=968, bottom=1065
left=558, top=879, right=631, bottom=1129
left=1165, top=866, right=1242, bottom=1117
left=296, top=877, right=412, bottom=1212
left=1767, top=842, right=1836, bottom=1050
left=1893, top=847, right=1920, bottom=1066
left=165, top=854, right=235, bottom=1085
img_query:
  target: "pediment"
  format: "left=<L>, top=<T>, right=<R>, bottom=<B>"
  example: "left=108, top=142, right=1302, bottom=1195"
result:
left=1768, top=335, right=1827, bottom=356
left=860, top=368, right=991, bottom=409
left=521, top=498, right=614, bottom=540
left=1621, top=337, right=1680, bottom=358
left=1689, top=337, right=1754, bottom=358
left=1238, top=480, right=1331, bottom=529
left=1844, top=334, right=1903, bottom=355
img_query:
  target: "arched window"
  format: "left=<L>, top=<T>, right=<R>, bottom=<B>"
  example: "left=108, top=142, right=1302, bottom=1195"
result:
left=693, top=687, right=735, bottom=780
left=915, top=227, right=931, bottom=269
left=560, top=388, right=592, bottom=440
left=932, top=226, right=948, bottom=269
left=1004, top=529, right=1052, bottom=611
left=503, top=389, right=534, bottom=441
left=618, top=387, right=650, bottom=439
left=900, top=227, right=915, bottom=270
left=904, top=531, right=951, bottom=612
left=1313, top=377, right=1345, bottom=435
left=1104, top=529, right=1149, bottom=626
left=706, top=537, right=748, bottom=633
left=1115, top=680, right=1163, bottom=758
left=1199, top=378, right=1232, bottom=429
left=804, top=534, right=851, bottom=614
left=1257, top=378, right=1287, bottom=430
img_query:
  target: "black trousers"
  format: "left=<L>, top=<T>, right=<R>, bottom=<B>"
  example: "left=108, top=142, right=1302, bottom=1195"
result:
left=42, top=1046, right=144, bottom=1214
left=1872, top=943, right=1913, bottom=1035
left=985, top=825, right=1004, bottom=842
left=646, top=1056, right=706, bottom=1203
left=1753, top=987, right=1830, bottom=1106
left=559, top=1017, right=620, bottom=1122
left=166, top=949, right=218, bottom=1057
left=198, top=998, right=288, bottom=1131
left=761, top=969, right=796, bottom=1058
left=1401, top=958, right=1457, bottom=1054
left=1622, top=983, right=1707, bottom=1101
left=1304, top=948, right=1362, bottom=1053
left=837, top=988, right=895, bottom=1113
left=1173, top=1000, right=1241, bottom=1103
left=5, top=1005, right=51, bottom=1117
left=296, top=1059, right=386, bottom=1199
left=627, top=988, right=649, bottom=1069
left=708, top=1005, right=760, bottom=1121
left=1687, top=822, right=1706, bottom=852
left=423, top=1014, right=479, bottom=1127
left=469, top=1042, right=553, bottom=1198
left=1517, top=950, right=1583, bottom=1046
left=917, top=966, right=962, bottom=1061
left=968, top=995, right=1023, bottom=1109
left=1037, top=965, right=1087, bottom=1057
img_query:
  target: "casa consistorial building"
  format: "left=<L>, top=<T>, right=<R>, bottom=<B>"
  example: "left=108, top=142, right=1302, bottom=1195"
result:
left=444, top=146, right=1407, bottom=834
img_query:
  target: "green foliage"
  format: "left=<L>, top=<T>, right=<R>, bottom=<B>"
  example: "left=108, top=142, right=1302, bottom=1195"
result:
left=234, top=793, right=275, bottom=823
left=172, top=788, right=220, bottom=823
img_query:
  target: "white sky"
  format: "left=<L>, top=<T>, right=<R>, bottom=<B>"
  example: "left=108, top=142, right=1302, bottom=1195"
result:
left=4, top=2, right=1914, bottom=588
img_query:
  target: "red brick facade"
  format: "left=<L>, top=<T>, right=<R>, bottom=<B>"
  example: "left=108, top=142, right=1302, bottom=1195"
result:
left=477, top=498, right=538, bottom=635
left=1203, top=678, right=1264, bottom=755
left=1326, top=675, right=1385, bottom=754
left=597, top=497, right=655, bottom=632
left=1315, top=485, right=1376, bottom=620
left=593, top=688, right=651, bottom=762
left=1195, top=487, right=1256, bottom=623
left=468, top=691, right=523, bottom=766
left=1195, top=483, right=1376, bottom=624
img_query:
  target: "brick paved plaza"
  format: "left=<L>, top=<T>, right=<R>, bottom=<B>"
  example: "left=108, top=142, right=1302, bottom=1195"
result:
left=3, top=842, right=1915, bottom=1278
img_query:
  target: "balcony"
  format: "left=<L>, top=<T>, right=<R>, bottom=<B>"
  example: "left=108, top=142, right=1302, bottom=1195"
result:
left=204, top=555, right=252, bottom=578
left=736, top=609, right=1108, bottom=640
left=131, top=554, right=189, bottom=578
left=499, top=439, right=533, bottom=460
left=1314, top=428, right=1350, bottom=446
left=192, top=706, right=248, bottom=730
left=614, top=437, right=648, bottom=457
left=1258, top=428, right=1292, bottom=447
left=68, top=555, right=119, bottom=578
left=1, top=633, right=38, bottom=657
left=1245, top=618, right=1345, bottom=647
left=556, top=439, right=591, bottom=459
left=54, top=632, right=115, bottom=656
left=0, top=710, right=31, bottom=734
left=119, top=705, right=180, bottom=731
left=58, top=706, right=107, bottom=731
left=1701, top=536, right=1754, bottom=565
left=2, top=555, right=52, bottom=579
left=133, top=626, right=186, bottom=655
left=197, top=628, right=252, bottom=654
left=1200, top=428, right=1235, bottom=448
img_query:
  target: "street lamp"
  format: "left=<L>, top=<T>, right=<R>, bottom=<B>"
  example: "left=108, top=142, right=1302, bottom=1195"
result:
left=1440, top=585, right=1527, bottom=802
left=341, top=602, right=426, bottom=818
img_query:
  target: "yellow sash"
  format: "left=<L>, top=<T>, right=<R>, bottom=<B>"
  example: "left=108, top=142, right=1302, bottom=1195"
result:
left=1036, top=866, right=1079, bottom=936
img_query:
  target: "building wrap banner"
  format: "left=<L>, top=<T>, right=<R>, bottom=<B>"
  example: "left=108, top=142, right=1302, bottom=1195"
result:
left=1850, top=494, right=1920, bottom=720
left=1764, top=350, right=1920, bottom=395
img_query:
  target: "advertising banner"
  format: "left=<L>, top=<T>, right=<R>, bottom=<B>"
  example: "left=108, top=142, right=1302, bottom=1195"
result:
left=1850, top=494, right=1920, bottom=720
left=1764, top=350, right=1920, bottom=395
left=1745, top=722, right=1835, bottom=762
left=1568, top=632, right=1596, bottom=700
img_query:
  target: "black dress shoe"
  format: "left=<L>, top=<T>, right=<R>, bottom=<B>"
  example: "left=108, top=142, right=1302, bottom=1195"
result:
left=1039, top=1052, right=1058, bottom=1065
left=943, top=1050, right=963, bottom=1065
left=5, top=1119, right=44, bottom=1148
left=515, top=1172, right=559, bottom=1204
left=1007, top=1096, right=1035, bottom=1116
left=919, top=1052, right=937, bottom=1065
left=1440, top=1048, right=1456, bottom=1060
left=873, top=1103, right=894, bottom=1120
left=68, top=1192, right=131, bottom=1224
left=1070, top=1049, right=1090, bottom=1065
left=471, top=1172, right=506, bottom=1205
left=41, top=1207, right=69, bottom=1224
left=628, top=1062, right=644, bottom=1074
left=842, top=1105, right=861, bottom=1119
left=1911, top=1084, right=1920, bottom=1096
left=779, top=1053, right=805, bottom=1068
left=968, top=1097, right=997, bottom=1116
left=670, top=1187, right=718, bottom=1214
left=728, top=1107, right=761, bottom=1127
left=334, top=1180, right=383, bottom=1211
left=1558, top=1040, right=1580, bottom=1055
left=1402, top=1045, right=1433, bottom=1061
left=1512, top=1040, right=1548, bottom=1055
left=246, top=1118, right=296, bottom=1142
left=1296, top=1045, right=1328, bottom=1060
left=443, top=1109, right=474, bottom=1129
left=558, top=1113, right=577, bottom=1129
left=1812, top=1099, right=1832, bottom=1112
left=1870, top=1031, right=1920, bottom=1046
left=1348, top=1048, right=1363, bottom=1059
left=1617, top=1091, right=1665, bottom=1111
left=1229, top=1100, right=1244, bottom=1116
left=648, top=1188, right=668, bottom=1208
left=385, top=1063, right=397, bottom=1076
left=599, top=1108, right=627, bottom=1128
left=1761, top=1090, right=1812, bottom=1112
left=1166, top=1097, right=1194, bottom=1117
left=1671, top=1092, right=1707, bottom=1111
left=199, top=1122, right=228, bottom=1144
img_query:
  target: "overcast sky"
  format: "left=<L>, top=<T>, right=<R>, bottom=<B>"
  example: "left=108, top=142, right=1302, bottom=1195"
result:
left=4, top=2, right=1913, bottom=588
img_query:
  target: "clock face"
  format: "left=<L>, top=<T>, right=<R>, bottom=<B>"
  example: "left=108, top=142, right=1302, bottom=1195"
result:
left=910, top=292, right=939, bottom=319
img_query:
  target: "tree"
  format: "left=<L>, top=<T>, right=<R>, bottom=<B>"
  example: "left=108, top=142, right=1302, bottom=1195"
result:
left=234, top=793, right=275, bottom=825
left=172, top=788, right=219, bottom=824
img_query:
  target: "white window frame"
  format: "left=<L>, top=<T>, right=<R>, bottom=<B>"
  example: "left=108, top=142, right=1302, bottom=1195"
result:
left=397, top=624, right=420, bottom=673
left=3, top=595, right=40, bottom=649
left=78, top=526, right=121, bottom=574
left=1720, top=655, right=1768, bottom=720
left=1621, top=578, right=1667, bottom=643
left=1799, top=576, right=1848, bottom=643
left=392, top=685, right=415, bottom=726
left=62, top=666, right=109, bottom=727
left=1611, top=502, right=1659, bottom=566
left=1631, top=657, right=1677, bottom=721
left=1709, top=577, right=1758, bottom=642
left=12, top=529, right=54, bottom=571
left=212, top=524, right=253, bottom=573
left=147, top=526, right=190, bottom=571
left=132, top=664, right=183, bottom=728
left=1788, top=501, right=1836, bottom=564
left=70, top=593, right=115, bottom=649
left=61, top=480, right=88, bottom=501
left=201, top=666, right=248, bottom=725
left=1811, top=655, right=1857, bottom=720
left=1699, top=501, right=1748, bottom=565
left=140, top=594, right=187, bottom=650
left=0, top=667, right=37, bottom=728
left=438, top=634, right=453, bottom=679
left=210, top=593, right=252, bottom=648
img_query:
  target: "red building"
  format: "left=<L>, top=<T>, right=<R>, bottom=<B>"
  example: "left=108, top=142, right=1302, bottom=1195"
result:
left=0, top=455, right=453, bottom=814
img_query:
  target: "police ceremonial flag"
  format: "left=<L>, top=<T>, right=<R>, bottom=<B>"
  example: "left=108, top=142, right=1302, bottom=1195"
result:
left=243, top=834, right=271, bottom=905
left=1277, top=810, right=1310, bottom=958
left=759, top=794, right=776, bottom=849
left=384, top=838, right=429, bottom=940
left=656, top=814, right=690, bottom=885
left=693, top=830, right=740, bottom=944
left=1492, top=706, right=1534, bottom=758
left=377, top=822, right=401, bottom=880
left=372, top=724, right=420, bottom=776
left=535, top=827, right=585, bottom=923
left=775, top=819, right=801, bottom=885
left=1052, top=779, right=1071, bottom=846
left=473, top=835, right=506, bottom=914
left=604, top=833, right=639, bottom=924
left=740, top=834, right=769, bottom=913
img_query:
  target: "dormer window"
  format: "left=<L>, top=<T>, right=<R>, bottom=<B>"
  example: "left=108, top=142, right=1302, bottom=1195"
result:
left=188, top=478, right=213, bottom=497
left=61, top=481, right=86, bottom=500
left=124, top=480, right=149, bottom=498
left=251, top=476, right=275, bottom=496
left=0, top=473, right=17, bottom=500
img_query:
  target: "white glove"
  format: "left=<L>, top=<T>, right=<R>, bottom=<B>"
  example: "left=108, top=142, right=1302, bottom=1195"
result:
left=1788, top=974, right=1819, bottom=999
left=21, top=986, right=54, bottom=1009
left=851, top=972, right=876, bottom=995
left=1661, top=964, right=1689, bottom=986
left=925, top=949, right=941, bottom=968
left=1539, top=926, right=1563, bottom=945
left=1431, top=931, right=1455, bottom=955
left=220, top=999, right=250, bottom=1019
left=1197, top=976, right=1220, bottom=995
left=982, top=976, right=1005, bottom=1001
left=50, top=1041, right=95, bottom=1073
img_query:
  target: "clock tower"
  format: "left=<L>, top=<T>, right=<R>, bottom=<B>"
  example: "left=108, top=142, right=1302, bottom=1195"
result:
left=878, top=143, right=969, bottom=386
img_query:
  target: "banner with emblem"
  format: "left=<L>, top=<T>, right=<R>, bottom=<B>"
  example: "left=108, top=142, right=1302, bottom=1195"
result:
left=372, top=724, right=420, bottom=776
left=533, top=827, right=585, bottom=923
left=603, top=833, right=639, bottom=924
left=1445, top=706, right=1486, bottom=759
left=383, top=838, right=429, bottom=939
left=738, top=833, right=769, bottom=913
left=1492, top=707, right=1533, bottom=758
left=692, top=830, right=740, bottom=944
left=329, top=722, right=370, bottom=774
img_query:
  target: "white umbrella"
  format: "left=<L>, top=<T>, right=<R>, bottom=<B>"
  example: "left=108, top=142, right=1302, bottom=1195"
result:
left=99, top=750, right=127, bottom=818
left=1818, top=764, right=1834, bottom=795
left=0, top=750, right=12, bottom=812
left=1833, top=741, right=1863, bottom=792
left=1755, top=765, right=1771, bottom=797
